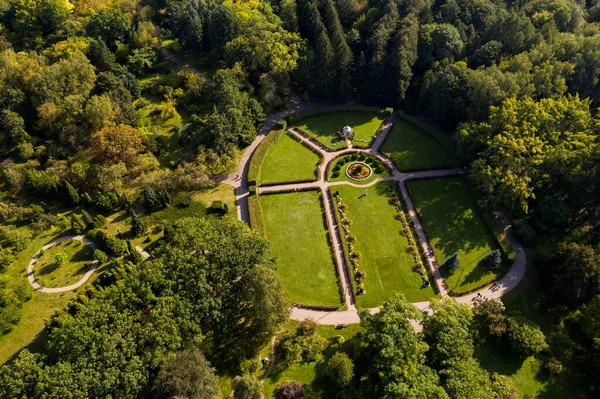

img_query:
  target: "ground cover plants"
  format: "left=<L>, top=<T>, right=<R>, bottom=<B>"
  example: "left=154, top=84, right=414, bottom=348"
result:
left=328, top=153, right=390, bottom=185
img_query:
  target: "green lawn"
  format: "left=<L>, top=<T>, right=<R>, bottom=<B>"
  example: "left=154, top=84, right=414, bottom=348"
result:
left=407, top=178, right=501, bottom=294
left=335, top=183, right=436, bottom=307
left=33, top=239, right=95, bottom=288
left=0, top=226, right=108, bottom=366
left=296, top=111, right=385, bottom=150
left=381, top=119, right=458, bottom=171
left=328, top=154, right=391, bottom=185
left=259, top=191, right=341, bottom=307
left=475, top=340, right=581, bottom=398
left=259, top=132, right=320, bottom=184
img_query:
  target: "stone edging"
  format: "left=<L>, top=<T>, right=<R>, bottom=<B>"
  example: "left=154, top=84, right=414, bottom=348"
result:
left=27, top=235, right=98, bottom=293
left=345, top=162, right=373, bottom=181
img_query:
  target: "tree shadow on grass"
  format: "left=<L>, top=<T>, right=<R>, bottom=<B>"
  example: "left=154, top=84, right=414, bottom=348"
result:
left=474, top=339, right=522, bottom=376
left=415, top=179, right=493, bottom=260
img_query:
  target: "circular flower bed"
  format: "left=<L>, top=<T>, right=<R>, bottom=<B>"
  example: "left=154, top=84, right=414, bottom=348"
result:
left=346, top=162, right=372, bottom=181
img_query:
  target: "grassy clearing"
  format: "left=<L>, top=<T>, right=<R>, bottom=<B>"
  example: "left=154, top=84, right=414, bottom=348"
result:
left=381, top=119, right=458, bottom=171
left=328, top=154, right=391, bottom=185
left=259, top=191, right=340, bottom=307
left=259, top=132, right=320, bottom=184
left=407, top=178, right=502, bottom=294
left=296, top=111, right=385, bottom=150
left=0, top=227, right=109, bottom=366
left=335, top=182, right=437, bottom=307
left=33, top=239, right=94, bottom=288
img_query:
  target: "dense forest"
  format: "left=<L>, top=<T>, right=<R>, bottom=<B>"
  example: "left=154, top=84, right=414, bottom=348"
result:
left=1, top=0, right=600, bottom=397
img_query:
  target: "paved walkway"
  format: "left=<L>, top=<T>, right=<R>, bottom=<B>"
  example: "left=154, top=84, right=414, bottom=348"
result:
left=151, top=58, right=527, bottom=329
left=27, top=235, right=99, bottom=293
left=229, top=106, right=526, bottom=330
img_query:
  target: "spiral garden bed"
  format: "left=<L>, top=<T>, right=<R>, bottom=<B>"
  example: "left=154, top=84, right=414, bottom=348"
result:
left=345, top=162, right=373, bottom=181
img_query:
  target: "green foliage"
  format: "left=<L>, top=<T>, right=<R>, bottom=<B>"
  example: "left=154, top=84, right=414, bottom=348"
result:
left=443, top=252, right=461, bottom=273
left=232, top=374, right=262, bottom=399
left=326, top=352, right=354, bottom=387
left=480, top=249, right=502, bottom=270
left=89, top=229, right=127, bottom=257
left=506, top=317, right=549, bottom=358
left=129, top=209, right=146, bottom=237
left=273, top=381, right=305, bottom=399
left=544, top=243, right=600, bottom=308
left=86, top=8, right=132, bottom=51
left=54, top=251, right=67, bottom=266
left=94, top=249, right=108, bottom=264
left=153, top=348, right=219, bottom=399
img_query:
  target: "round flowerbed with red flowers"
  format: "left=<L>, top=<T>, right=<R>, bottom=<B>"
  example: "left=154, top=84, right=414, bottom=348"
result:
left=346, top=162, right=372, bottom=181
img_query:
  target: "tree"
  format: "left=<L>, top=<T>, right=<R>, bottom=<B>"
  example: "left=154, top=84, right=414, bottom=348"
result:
left=442, top=252, right=461, bottom=273
left=89, top=124, right=144, bottom=165
left=86, top=8, right=132, bottom=51
left=326, top=352, right=354, bottom=387
left=54, top=251, right=68, bottom=266
left=420, top=64, right=469, bottom=127
left=458, top=96, right=598, bottom=215
left=506, top=317, right=548, bottom=357
left=473, top=299, right=507, bottom=339
left=418, top=23, right=463, bottom=71
left=232, top=374, right=261, bottom=399
left=360, top=295, right=449, bottom=399
left=153, top=348, right=219, bottom=399
left=390, top=13, right=419, bottom=103
left=0, top=110, right=29, bottom=148
left=544, top=243, right=600, bottom=308
left=480, top=249, right=502, bottom=270
left=129, top=209, right=146, bottom=237
left=60, top=180, right=80, bottom=206
left=273, top=381, right=305, bottom=399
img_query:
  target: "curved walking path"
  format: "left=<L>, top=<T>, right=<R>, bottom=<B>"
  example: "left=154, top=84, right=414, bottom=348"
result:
left=149, top=57, right=527, bottom=330
left=27, top=235, right=98, bottom=293
left=227, top=105, right=526, bottom=330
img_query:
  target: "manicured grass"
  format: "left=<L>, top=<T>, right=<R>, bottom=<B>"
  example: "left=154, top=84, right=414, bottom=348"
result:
left=381, top=119, right=458, bottom=171
left=259, top=132, right=320, bottom=184
left=328, top=154, right=391, bottom=185
left=33, top=239, right=95, bottom=288
left=407, top=178, right=501, bottom=294
left=296, top=111, right=385, bottom=150
left=259, top=191, right=341, bottom=307
left=335, top=182, right=437, bottom=307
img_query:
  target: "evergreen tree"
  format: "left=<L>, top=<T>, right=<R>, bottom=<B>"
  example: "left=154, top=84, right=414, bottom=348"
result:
left=481, top=249, right=502, bottom=270
left=143, top=186, right=159, bottom=209
left=390, top=14, right=419, bottom=103
left=61, top=180, right=80, bottom=207
left=319, top=0, right=353, bottom=97
left=443, top=252, right=461, bottom=273
left=366, top=3, right=399, bottom=100
left=129, top=209, right=146, bottom=237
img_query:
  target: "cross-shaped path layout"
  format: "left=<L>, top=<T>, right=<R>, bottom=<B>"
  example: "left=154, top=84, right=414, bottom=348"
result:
left=223, top=108, right=527, bottom=331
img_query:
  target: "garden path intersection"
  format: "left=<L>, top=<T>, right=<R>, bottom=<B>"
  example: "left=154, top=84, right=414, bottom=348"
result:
left=224, top=107, right=527, bottom=331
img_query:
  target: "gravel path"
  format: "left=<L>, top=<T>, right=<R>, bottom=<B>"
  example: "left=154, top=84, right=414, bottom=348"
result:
left=27, top=235, right=98, bottom=293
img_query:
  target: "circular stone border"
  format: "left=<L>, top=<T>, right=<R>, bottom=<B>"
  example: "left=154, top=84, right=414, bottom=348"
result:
left=27, top=235, right=98, bottom=293
left=345, top=161, right=373, bottom=181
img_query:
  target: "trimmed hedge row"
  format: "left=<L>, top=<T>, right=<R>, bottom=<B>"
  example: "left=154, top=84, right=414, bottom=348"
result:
left=328, top=188, right=358, bottom=303
left=291, top=302, right=339, bottom=311
left=259, top=186, right=320, bottom=195
left=260, top=178, right=317, bottom=188
left=247, top=194, right=264, bottom=236
left=285, top=105, right=392, bottom=126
